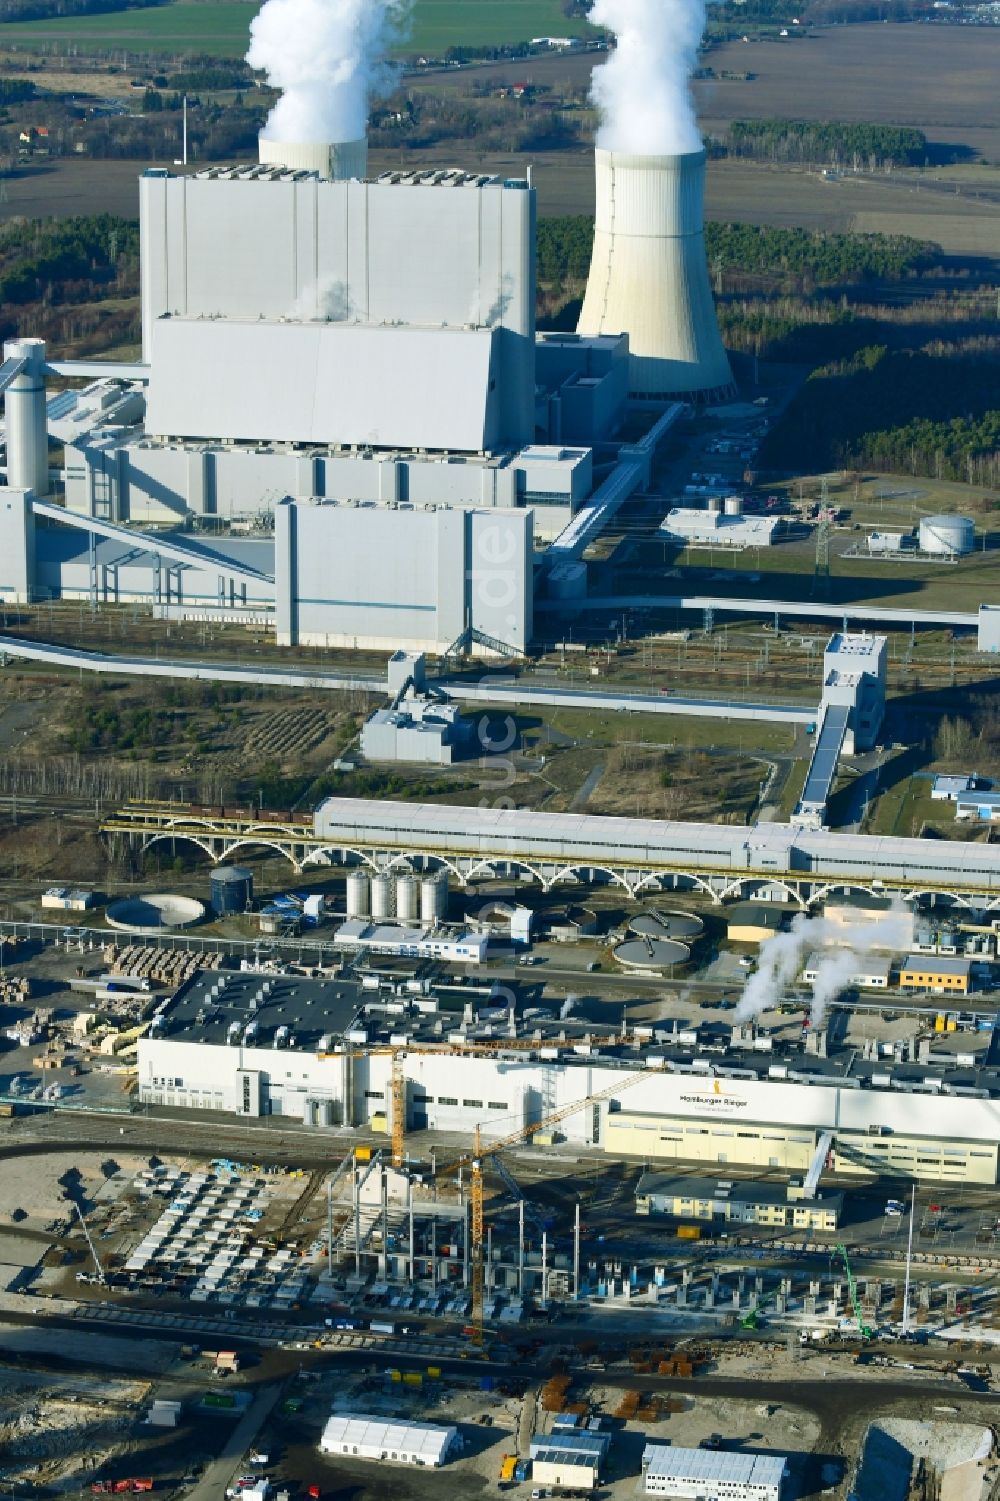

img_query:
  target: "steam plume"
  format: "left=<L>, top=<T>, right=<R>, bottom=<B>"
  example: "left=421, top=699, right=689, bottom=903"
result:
left=735, top=902, right=914, bottom=1029
left=588, top=0, right=705, bottom=157
left=247, top=0, right=409, bottom=145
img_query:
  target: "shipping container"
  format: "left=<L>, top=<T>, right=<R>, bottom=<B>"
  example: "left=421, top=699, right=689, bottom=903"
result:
left=677, top=1225, right=702, bottom=1240
left=354, top=1146, right=372, bottom=1163
left=370, top=1320, right=395, bottom=1335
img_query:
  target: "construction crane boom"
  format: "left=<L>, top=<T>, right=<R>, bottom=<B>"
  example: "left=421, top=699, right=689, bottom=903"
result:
left=835, top=1241, right=874, bottom=1340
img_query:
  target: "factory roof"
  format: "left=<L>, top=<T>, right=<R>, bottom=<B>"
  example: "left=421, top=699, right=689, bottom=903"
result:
left=644, top=1446, right=787, bottom=1487
left=956, top=792, right=1000, bottom=809
left=900, top=954, right=972, bottom=976
left=826, top=632, right=883, bottom=660
left=156, top=970, right=363, bottom=1050
left=187, top=164, right=527, bottom=191
left=933, top=775, right=975, bottom=797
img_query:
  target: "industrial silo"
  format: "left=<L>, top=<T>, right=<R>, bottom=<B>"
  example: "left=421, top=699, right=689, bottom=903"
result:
left=210, top=865, right=253, bottom=916
left=918, top=515, right=974, bottom=557
left=420, top=872, right=449, bottom=925
left=346, top=870, right=371, bottom=920
left=724, top=495, right=742, bottom=516
left=577, top=149, right=734, bottom=401
left=396, top=874, right=419, bottom=924
left=370, top=873, right=395, bottom=921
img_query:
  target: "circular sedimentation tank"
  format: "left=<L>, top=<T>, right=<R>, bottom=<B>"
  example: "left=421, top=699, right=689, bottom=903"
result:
left=106, top=893, right=205, bottom=935
left=629, top=909, right=704, bottom=942
left=613, top=935, right=690, bottom=971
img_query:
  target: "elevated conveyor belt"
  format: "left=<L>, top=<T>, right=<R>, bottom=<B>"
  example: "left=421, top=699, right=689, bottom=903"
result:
left=797, top=704, right=850, bottom=828
left=30, top=499, right=275, bottom=585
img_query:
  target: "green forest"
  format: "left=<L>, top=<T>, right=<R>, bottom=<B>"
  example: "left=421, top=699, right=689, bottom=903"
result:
left=762, top=345, right=1000, bottom=487
left=727, top=119, right=929, bottom=168
left=536, top=215, right=935, bottom=291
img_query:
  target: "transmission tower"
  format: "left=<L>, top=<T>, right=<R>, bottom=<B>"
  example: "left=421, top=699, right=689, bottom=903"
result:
left=813, top=520, right=832, bottom=597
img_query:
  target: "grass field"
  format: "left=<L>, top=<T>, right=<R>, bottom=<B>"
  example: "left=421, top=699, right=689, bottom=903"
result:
left=0, top=0, right=595, bottom=57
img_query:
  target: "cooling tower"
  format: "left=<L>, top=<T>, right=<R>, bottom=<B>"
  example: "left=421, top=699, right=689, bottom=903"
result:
left=577, top=148, right=734, bottom=402
left=258, top=135, right=368, bottom=180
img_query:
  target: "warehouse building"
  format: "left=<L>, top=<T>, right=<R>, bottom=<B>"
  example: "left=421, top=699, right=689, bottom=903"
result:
left=802, top=953, right=892, bottom=990
left=955, top=791, right=1000, bottom=823
left=634, top=1173, right=843, bottom=1231
left=898, top=956, right=972, bottom=995
left=643, top=1446, right=787, bottom=1501
left=726, top=903, right=794, bottom=945
left=320, top=1414, right=460, bottom=1468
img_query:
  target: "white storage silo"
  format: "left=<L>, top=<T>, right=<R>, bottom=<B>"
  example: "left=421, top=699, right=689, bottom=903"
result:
left=346, top=870, right=370, bottom=920
left=396, top=874, right=418, bottom=924
left=724, top=495, right=742, bottom=516
left=371, top=872, right=395, bottom=921
left=420, top=872, right=449, bottom=925
left=918, top=514, right=974, bottom=557
left=3, top=337, right=50, bottom=496
left=577, top=149, right=734, bottom=401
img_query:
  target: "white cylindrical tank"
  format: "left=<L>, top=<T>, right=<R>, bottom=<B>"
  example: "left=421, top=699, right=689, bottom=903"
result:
left=420, top=872, right=449, bottom=925
left=258, top=135, right=368, bottom=181
left=708, top=494, right=722, bottom=514
left=3, top=337, right=50, bottom=496
left=919, top=514, right=974, bottom=556
left=371, top=873, right=395, bottom=921
left=724, top=495, right=742, bottom=516
left=577, top=149, right=734, bottom=400
left=396, top=875, right=418, bottom=924
left=346, top=871, right=370, bottom=920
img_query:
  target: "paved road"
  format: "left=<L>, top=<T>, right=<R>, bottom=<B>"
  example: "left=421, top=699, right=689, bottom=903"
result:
left=187, top=1384, right=283, bottom=1501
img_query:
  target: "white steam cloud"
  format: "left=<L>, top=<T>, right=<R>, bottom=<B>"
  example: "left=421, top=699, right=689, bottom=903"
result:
left=735, top=902, right=914, bottom=1030
left=247, top=0, right=409, bottom=146
left=588, top=0, right=705, bottom=158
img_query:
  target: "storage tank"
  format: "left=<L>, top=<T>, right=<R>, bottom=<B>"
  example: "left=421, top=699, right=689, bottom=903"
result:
left=210, top=865, right=253, bottom=916
left=724, top=495, right=742, bottom=516
left=577, top=149, right=734, bottom=400
left=396, top=875, right=419, bottom=924
left=420, top=872, right=449, bottom=925
left=919, top=514, right=974, bottom=557
left=346, top=870, right=371, bottom=920
left=371, top=873, right=395, bottom=921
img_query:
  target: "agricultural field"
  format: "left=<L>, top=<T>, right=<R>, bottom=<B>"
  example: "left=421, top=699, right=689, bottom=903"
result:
left=0, top=0, right=595, bottom=57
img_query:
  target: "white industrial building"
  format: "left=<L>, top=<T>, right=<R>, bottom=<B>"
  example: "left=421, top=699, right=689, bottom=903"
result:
left=643, top=1446, right=787, bottom=1501
left=135, top=962, right=1000, bottom=1185
left=320, top=1414, right=460, bottom=1468
left=660, top=498, right=784, bottom=549
left=333, top=920, right=488, bottom=964
left=360, top=697, right=473, bottom=765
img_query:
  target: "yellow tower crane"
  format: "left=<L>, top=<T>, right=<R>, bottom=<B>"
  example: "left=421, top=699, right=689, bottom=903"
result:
left=441, top=1067, right=651, bottom=1340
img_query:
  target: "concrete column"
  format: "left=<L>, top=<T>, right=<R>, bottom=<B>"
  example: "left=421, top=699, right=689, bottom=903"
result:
left=3, top=338, right=49, bottom=496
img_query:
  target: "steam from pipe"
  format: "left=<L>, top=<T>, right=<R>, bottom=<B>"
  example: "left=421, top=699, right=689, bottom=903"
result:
left=247, top=0, right=410, bottom=145
left=735, top=902, right=914, bottom=1029
left=588, top=0, right=705, bottom=157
